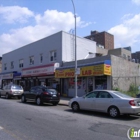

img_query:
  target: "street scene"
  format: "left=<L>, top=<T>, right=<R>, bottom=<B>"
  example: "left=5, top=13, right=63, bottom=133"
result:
left=0, top=97, right=140, bottom=140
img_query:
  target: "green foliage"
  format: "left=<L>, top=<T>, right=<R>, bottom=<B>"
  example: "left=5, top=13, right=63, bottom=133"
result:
left=113, top=84, right=139, bottom=98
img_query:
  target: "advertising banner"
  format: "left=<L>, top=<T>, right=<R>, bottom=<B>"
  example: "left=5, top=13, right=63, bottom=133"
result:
left=55, top=64, right=111, bottom=78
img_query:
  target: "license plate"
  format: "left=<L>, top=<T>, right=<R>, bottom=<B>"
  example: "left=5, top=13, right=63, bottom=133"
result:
left=53, top=95, right=56, bottom=97
left=137, top=102, right=140, bottom=106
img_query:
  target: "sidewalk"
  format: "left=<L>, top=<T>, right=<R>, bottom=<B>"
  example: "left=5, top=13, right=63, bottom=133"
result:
left=58, top=97, right=71, bottom=106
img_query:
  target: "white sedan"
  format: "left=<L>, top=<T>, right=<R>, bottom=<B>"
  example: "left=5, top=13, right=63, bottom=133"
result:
left=68, top=90, right=140, bottom=117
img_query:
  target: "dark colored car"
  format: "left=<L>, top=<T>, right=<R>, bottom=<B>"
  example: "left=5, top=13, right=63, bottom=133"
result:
left=21, top=86, right=60, bottom=106
left=136, top=94, right=140, bottom=98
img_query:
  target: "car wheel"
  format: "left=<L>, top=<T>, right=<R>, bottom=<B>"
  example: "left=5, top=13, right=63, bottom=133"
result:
left=0, top=92, right=1, bottom=98
left=36, top=97, right=42, bottom=105
left=5, top=94, right=9, bottom=99
left=52, top=102, right=58, bottom=106
left=108, top=106, right=120, bottom=118
left=72, top=102, right=80, bottom=112
left=21, top=95, right=26, bottom=103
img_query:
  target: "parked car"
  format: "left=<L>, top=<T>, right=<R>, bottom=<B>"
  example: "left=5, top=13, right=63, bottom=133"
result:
left=21, top=86, right=60, bottom=106
left=136, top=93, right=140, bottom=98
left=68, top=90, right=140, bottom=118
left=0, top=84, right=23, bottom=99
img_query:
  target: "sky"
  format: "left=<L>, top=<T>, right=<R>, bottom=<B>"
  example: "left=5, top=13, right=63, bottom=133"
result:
left=0, top=0, right=140, bottom=56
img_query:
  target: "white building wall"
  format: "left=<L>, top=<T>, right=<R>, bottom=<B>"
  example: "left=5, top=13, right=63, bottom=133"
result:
left=2, top=31, right=97, bottom=73
left=2, top=32, right=62, bottom=73
left=62, top=32, right=96, bottom=62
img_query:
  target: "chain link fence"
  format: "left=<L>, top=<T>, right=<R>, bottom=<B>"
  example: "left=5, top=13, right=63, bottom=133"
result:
left=112, top=76, right=140, bottom=97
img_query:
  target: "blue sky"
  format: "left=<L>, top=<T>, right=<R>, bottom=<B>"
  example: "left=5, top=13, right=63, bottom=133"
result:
left=0, top=0, right=140, bottom=56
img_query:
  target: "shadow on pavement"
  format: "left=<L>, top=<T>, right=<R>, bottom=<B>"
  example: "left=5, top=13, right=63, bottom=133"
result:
left=64, top=109, right=140, bottom=121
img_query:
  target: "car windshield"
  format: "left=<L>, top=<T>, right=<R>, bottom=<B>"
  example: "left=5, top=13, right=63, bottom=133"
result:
left=113, top=91, right=132, bottom=98
left=11, top=85, right=23, bottom=90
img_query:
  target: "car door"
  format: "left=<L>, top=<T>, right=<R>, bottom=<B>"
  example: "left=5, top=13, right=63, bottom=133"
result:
left=79, top=91, right=98, bottom=110
left=29, top=87, right=37, bottom=100
left=95, top=91, right=113, bottom=112
left=1, top=85, right=7, bottom=96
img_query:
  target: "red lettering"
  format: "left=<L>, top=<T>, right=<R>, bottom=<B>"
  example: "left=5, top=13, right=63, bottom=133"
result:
left=82, top=70, right=92, bottom=76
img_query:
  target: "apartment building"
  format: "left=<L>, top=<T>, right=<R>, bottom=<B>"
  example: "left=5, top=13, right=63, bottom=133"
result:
left=85, top=30, right=114, bottom=50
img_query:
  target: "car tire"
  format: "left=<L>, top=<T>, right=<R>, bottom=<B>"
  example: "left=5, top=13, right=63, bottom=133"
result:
left=36, top=97, right=42, bottom=105
left=108, top=106, right=120, bottom=118
left=72, top=102, right=80, bottom=112
left=21, top=95, right=26, bottom=103
left=5, top=93, right=9, bottom=99
left=0, top=92, right=1, bottom=98
left=52, top=102, right=58, bottom=106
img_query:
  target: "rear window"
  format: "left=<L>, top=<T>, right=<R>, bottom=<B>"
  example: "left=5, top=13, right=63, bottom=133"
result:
left=113, top=91, right=132, bottom=98
left=42, top=88, right=57, bottom=94
left=11, top=85, right=23, bottom=90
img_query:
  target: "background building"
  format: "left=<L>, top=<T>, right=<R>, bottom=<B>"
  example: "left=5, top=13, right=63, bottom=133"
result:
left=132, top=51, right=140, bottom=63
left=84, top=30, right=114, bottom=50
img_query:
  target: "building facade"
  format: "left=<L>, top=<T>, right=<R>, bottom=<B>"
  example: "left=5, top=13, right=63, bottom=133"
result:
left=132, top=51, right=140, bottom=63
left=84, top=30, right=114, bottom=50
left=55, top=54, right=140, bottom=97
left=1, top=31, right=97, bottom=89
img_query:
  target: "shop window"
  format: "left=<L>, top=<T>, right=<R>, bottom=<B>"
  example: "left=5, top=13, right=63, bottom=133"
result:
left=88, top=77, right=93, bottom=92
left=69, top=78, right=82, bottom=89
left=19, top=59, right=24, bottom=68
left=29, top=56, right=34, bottom=65
left=11, top=61, right=14, bottom=69
left=50, top=51, right=57, bottom=62
left=95, top=76, right=107, bottom=89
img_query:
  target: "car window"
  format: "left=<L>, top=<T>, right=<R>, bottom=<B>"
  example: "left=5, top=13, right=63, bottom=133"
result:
left=3, top=85, right=7, bottom=90
left=30, top=87, right=37, bottom=92
left=97, top=91, right=113, bottom=98
left=113, top=91, right=132, bottom=98
left=85, top=91, right=98, bottom=98
left=11, top=85, right=23, bottom=90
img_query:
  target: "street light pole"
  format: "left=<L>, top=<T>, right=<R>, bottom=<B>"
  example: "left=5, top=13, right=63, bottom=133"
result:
left=71, top=0, right=78, bottom=98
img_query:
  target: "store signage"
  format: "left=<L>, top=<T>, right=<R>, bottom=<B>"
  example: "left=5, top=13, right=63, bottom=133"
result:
left=55, top=69, right=75, bottom=78
left=0, top=73, right=13, bottom=79
left=22, top=65, right=55, bottom=76
left=55, top=64, right=111, bottom=78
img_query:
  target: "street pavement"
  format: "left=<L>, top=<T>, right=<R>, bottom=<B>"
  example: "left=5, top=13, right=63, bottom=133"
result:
left=59, top=97, right=70, bottom=106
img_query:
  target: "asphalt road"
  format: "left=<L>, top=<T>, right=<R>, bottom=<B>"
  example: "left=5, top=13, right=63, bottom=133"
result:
left=0, top=97, right=140, bottom=140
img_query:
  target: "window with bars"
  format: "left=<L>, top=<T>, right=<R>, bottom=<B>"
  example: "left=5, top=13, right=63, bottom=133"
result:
left=50, top=51, right=57, bottom=62
left=29, top=56, right=34, bottom=65
left=40, top=54, right=43, bottom=63
left=11, top=61, right=14, bottom=69
left=19, top=59, right=24, bottom=68
left=4, top=63, right=7, bottom=70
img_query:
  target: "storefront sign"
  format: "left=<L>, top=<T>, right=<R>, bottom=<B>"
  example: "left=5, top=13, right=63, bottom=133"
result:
left=55, top=64, right=111, bottom=78
left=55, top=69, right=75, bottom=78
left=22, top=65, right=55, bottom=77
left=0, top=73, right=13, bottom=79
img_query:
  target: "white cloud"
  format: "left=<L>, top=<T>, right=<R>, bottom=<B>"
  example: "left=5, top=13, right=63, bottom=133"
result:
left=0, top=6, right=34, bottom=24
left=108, top=13, right=140, bottom=52
left=0, top=7, right=92, bottom=56
left=132, top=0, right=140, bottom=5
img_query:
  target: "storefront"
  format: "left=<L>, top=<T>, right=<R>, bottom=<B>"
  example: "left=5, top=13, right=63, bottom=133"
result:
left=22, top=63, right=60, bottom=90
left=55, top=60, right=112, bottom=97
left=0, top=71, right=21, bottom=88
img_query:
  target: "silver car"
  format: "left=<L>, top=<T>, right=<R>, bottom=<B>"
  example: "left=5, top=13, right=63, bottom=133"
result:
left=68, top=90, right=140, bottom=117
left=0, top=84, right=23, bottom=99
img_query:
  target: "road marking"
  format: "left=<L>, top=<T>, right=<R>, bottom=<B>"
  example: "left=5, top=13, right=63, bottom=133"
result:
left=0, top=126, right=3, bottom=130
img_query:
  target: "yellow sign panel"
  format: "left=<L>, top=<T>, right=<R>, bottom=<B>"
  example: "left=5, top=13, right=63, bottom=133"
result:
left=55, top=64, right=111, bottom=78
left=55, top=69, right=75, bottom=78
